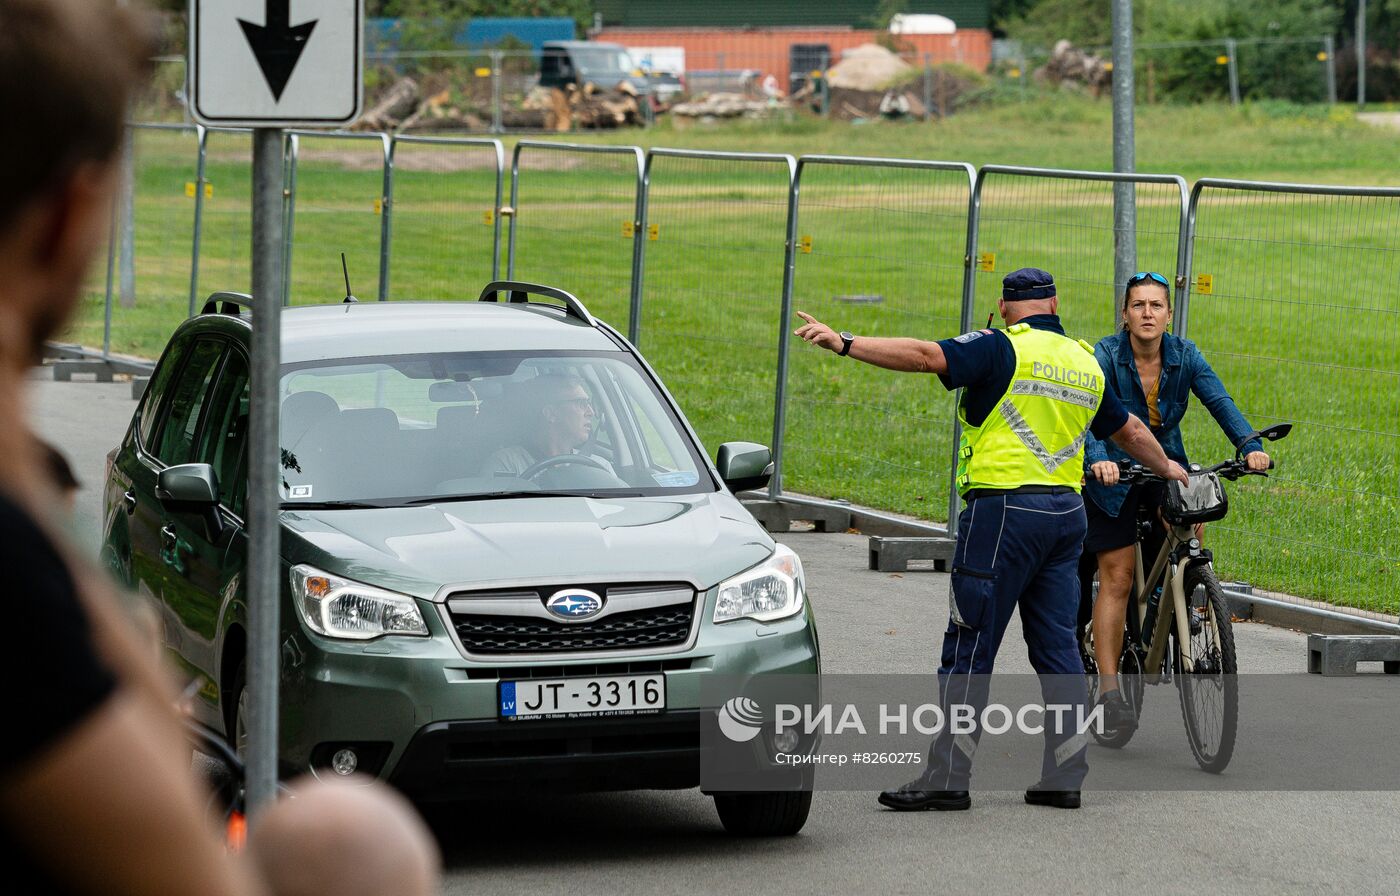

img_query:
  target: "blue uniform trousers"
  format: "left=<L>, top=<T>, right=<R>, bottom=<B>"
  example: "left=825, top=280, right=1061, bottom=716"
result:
left=924, top=491, right=1090, bottom=791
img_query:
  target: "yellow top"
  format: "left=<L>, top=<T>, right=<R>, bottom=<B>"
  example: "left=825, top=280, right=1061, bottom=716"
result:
left=1145, top=373, right=1162, bottom=427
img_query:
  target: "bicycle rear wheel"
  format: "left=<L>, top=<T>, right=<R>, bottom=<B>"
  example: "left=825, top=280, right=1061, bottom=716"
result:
left=1082, top=572, right=1146, bottom=749
left=1174, top=564, right=1239, bottom=773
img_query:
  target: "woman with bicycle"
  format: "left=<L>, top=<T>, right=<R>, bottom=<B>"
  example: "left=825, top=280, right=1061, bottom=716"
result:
left=1080, top=271, right=1270, bottom=732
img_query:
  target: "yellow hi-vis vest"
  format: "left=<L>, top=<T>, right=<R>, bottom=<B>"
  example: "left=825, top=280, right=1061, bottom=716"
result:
left=956, top=323, right=1107, bottom=496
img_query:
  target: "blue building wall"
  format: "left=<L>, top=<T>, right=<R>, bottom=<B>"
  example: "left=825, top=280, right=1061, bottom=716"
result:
left=366, top=17, right=576, bottom=56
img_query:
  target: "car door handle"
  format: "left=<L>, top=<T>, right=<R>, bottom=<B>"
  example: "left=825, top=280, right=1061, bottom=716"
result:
left=123, top=489, right=137, bottom=515
left=160, top=525, right=178, bottom=550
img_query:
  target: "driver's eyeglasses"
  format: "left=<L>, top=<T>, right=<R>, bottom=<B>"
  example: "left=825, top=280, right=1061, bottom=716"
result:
left=555, top=397, right=594, bottom=411
left=1127, top=271, right=1170, bottom=288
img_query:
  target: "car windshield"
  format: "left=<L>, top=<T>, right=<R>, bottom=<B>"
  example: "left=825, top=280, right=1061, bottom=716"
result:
left=278, top=350, right=711, bottom=504
left=572, top=47, right=633, bottom=76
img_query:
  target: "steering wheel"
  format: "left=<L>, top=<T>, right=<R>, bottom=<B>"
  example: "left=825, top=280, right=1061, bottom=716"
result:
left=520, top=454, right=610, bottom=480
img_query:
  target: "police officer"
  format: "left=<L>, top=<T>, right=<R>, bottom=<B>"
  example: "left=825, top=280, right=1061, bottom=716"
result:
left=794, top=267, right=1187, bottom=810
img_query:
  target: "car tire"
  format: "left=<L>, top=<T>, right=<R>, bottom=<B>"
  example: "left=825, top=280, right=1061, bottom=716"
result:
left=713, top=790, right=813, bottom=836
left=224, top=659, right=248, bottom=759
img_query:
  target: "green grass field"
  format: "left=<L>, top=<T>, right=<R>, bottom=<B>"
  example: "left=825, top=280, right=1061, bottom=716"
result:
left=64, top=98, right=1400, bottom=612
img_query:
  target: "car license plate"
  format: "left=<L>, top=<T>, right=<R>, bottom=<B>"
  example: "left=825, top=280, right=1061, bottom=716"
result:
left=499, top=674, right=666, bottom=720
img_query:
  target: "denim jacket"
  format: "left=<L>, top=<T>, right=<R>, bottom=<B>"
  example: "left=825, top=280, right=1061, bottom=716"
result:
left=1082, top=330, right=1262, bottom=517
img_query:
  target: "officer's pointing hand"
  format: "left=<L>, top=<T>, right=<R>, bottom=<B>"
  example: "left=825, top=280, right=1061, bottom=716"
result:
left=794, top=311, right=842, bottom=353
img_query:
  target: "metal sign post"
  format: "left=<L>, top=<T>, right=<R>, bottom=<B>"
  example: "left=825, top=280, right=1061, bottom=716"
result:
left=245, top=127, right=283, bottom=815
left=1110, top=0, right=1137, bottom=316
left=188, top=0, right=364, bottom=817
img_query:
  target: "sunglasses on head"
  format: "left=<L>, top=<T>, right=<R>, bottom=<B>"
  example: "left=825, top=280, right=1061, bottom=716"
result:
left=1127, top=271, right=1170, bottom=288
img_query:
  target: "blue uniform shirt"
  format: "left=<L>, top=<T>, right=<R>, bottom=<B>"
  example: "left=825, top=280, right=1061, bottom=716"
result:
left=935, top=314, right=1129, bottom=440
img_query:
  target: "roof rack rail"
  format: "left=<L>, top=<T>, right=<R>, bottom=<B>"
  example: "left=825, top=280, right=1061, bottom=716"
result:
left=200, top=292, right=254, bottom=316
left=477, top=280, right=595, bottom=328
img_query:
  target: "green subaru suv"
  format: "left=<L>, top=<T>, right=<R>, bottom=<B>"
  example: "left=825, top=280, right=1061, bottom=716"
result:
left=102, top=283, right=819, bottom=835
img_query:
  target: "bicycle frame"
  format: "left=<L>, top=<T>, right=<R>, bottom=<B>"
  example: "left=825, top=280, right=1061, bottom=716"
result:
left=1132, top=519, right=1217, bottom=683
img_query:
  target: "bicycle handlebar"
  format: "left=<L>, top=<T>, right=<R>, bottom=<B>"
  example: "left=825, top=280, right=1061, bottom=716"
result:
left=1113, top=456, right=1273, bottom=485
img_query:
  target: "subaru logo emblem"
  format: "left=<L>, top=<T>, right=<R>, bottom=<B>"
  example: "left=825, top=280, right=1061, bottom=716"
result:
left=545, top=589, right=604, bottom=621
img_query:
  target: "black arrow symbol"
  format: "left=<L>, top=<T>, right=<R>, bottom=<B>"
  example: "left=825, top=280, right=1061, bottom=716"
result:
left=239, top=0, right=318, bottom=102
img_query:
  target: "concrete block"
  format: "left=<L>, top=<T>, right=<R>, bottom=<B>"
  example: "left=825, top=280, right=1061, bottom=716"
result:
left=131, top=376, right=149, bottom=400
left=868, top=536, right=956, bottom=573
left=52, top=360, right=114, bottom=383
left=1307, top=634, right=1400, bottom=676
left=1220, top=582, right=1255, bottom=621
left=740, top=499, right=791, bottom=534
left=782, top=503, right=852, bottom=533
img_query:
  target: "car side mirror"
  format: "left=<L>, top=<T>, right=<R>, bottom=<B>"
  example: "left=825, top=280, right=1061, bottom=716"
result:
left=715, top=442, right=773, bottom=494
left=157, top=463, right=223, bottom=540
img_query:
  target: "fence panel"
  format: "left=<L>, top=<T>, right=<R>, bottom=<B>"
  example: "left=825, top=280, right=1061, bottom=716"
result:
left=780, top=156, right=975, bottom=523
left=63, top=125, right=202, bottom=359
left=387, top=136, right=503, bottom=298
left=1182, top=181, right=1400, bottom=613
left=284, top=132, right=391, bottom=304
left=197, top=128, right=254, bottom=305
left=636, top=150, right=795, bottom=458
left=969, top=167, right=1189, bottom=340
left=507, top=142, right=644, bottom=334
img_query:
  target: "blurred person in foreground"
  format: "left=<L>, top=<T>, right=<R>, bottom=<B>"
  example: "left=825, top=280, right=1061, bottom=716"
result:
left=0, top=2, right=439, bottom=893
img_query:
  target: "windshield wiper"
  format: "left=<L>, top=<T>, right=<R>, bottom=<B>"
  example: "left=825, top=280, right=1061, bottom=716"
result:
left=280, top=500, right=393, bottom=510
left=400, top=490, right=642, bottom=505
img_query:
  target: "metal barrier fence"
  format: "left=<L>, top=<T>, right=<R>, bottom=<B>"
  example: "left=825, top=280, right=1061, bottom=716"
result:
left=283, top=132, right=392, bottom=304
left=196, top=128, right=254, bottom=305
left=506, top=142, right=646, bottom=337
left=68, top=124, right=1400, bottom=611
left=385, top=136, right=504, bottom=298
left=66, top=124, right=203, bottom=360
left=1181, top=180, right=1400, bottom=613
left=635, top=149, right=797, bottom=461
left=779, top=156, right=976, bottom=523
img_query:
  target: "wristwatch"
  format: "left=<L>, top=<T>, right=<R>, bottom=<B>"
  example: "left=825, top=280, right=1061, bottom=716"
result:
left=838, top=331, right=855, bottom=357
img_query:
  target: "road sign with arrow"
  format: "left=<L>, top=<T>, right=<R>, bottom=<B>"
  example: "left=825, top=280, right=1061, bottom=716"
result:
left=190, top=0, right=362, bottom=127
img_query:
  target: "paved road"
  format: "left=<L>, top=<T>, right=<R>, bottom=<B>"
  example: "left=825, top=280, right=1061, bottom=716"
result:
left=30, top=371, right=1399, bottom=895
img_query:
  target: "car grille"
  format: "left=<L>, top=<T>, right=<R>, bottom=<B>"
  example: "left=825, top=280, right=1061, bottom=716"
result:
left=447, top=584, right=697, bottom=655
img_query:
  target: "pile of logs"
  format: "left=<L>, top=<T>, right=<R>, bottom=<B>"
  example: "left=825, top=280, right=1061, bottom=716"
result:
left=354, top=75, right=648, bottom=133
left=1035, top=40, right=1113, bottom=97
left=522, top=82, right=647, bottom=131
left=669, top=92, right=774, bottom=121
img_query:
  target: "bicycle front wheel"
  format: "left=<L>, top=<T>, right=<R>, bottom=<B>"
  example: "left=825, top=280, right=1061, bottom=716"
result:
left=1174, top=564, right=1239, bottom=773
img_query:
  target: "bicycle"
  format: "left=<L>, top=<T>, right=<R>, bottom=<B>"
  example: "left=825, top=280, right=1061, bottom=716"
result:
left=1081, top=423, right=1291, bottom=773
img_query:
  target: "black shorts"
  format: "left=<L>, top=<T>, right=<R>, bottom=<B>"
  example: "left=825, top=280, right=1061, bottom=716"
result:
left=1083, top=481, right=1167, bottom=554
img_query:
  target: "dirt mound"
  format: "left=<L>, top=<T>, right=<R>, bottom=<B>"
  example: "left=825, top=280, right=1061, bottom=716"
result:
left=827, top=43, right=913, bottom=91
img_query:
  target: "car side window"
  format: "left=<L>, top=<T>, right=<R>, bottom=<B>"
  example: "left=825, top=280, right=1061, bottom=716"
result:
left=136, top=333, right=192, bottom=448
left=151, top=338, right=224, bottom=467
left=193, top=348, right=250, bottom=516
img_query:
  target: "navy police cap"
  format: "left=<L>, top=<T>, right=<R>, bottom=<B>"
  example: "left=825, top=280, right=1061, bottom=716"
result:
left=1002, top=267, right=1056, bottom=301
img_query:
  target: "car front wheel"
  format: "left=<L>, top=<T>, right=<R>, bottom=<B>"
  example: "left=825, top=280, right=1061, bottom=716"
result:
left=713, top=791, right=813, bottom=836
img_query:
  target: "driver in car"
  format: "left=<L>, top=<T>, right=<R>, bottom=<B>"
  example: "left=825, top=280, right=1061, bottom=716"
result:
left=481, top=375, right=614, bottom=478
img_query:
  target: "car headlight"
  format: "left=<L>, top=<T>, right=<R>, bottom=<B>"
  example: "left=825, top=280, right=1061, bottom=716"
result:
left=714, top=544, right=806, bottom=624
left=290, top=565, right=429, bottom=640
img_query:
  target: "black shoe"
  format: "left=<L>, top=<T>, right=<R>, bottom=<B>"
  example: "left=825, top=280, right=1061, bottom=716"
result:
left=877, top=779, right=971, bottom=812
left=1025, top=787, right=1081, bottom=809
left=1098, top=689, right=1138, bottom=733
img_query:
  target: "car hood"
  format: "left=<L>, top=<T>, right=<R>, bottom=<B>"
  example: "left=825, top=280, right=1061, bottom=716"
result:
left=280, top=492, right=774, bottom=601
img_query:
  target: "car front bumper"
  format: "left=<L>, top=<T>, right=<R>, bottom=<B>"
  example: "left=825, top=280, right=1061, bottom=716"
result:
left=278, top=601, right=819, bottom=795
